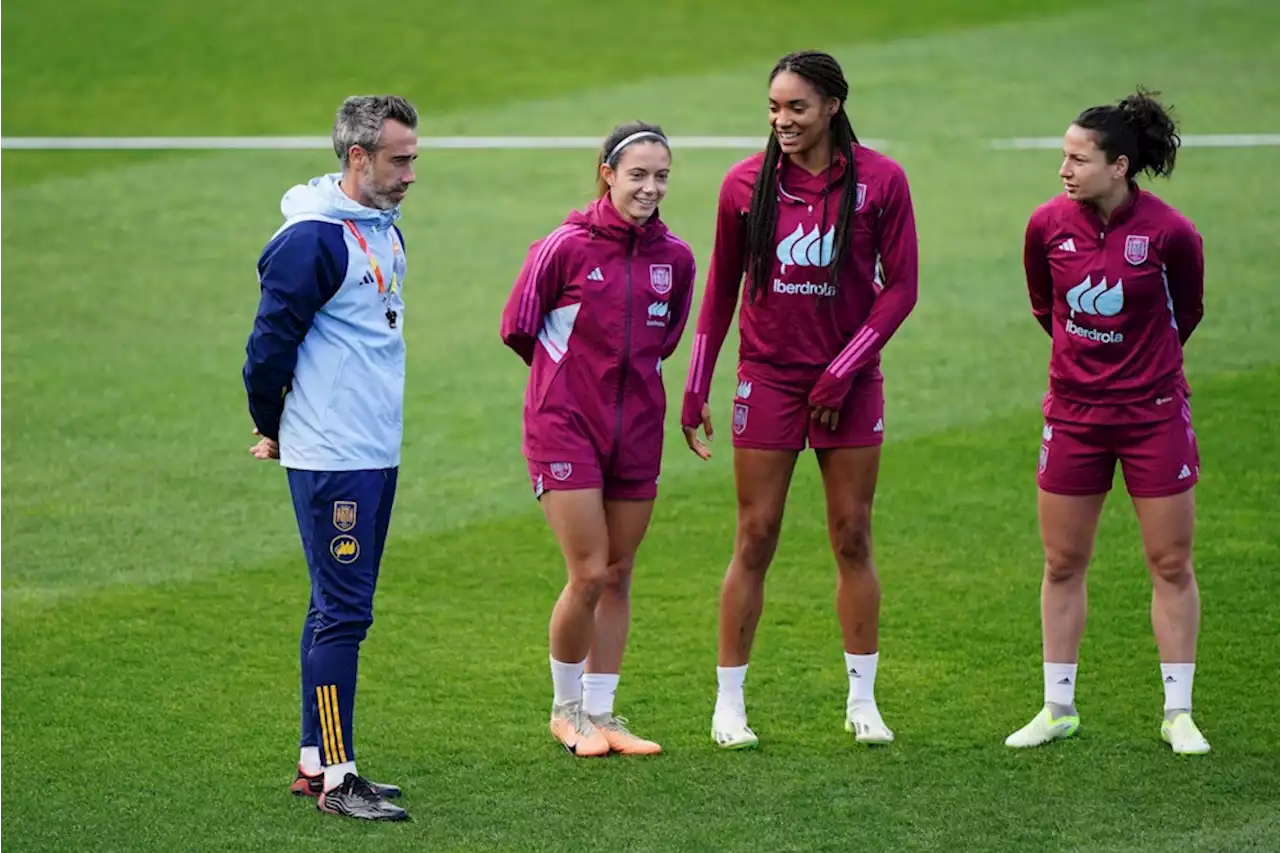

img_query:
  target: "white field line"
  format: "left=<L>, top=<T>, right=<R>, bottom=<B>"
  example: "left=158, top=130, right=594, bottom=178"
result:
left=0, top=135, right=769, bottom=151
left=2, top=134, right=1275, bottom=151
left=989, top=134, right=1280, bottom=149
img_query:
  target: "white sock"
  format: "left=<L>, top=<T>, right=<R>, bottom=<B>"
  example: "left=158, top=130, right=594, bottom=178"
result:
left=1044, top=662, right=1079, bottom=707
left=323, top=760, right=357, bottom=792
left=550, top=656, right=586, bottom=706
left=845, top=652, right=879, bottom=706
left=715, top=664, right=748, bottom=716
left=583, top=673, right=619, bottom=717
left=1161, top=663, right=1195, bottom=711
left=299, top=746, right=322, bottom=775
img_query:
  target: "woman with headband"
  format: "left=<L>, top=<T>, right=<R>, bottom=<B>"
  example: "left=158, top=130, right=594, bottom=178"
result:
left=501, top=121, right=697, bottom=757
left=680, top=51, right=919, bottom=750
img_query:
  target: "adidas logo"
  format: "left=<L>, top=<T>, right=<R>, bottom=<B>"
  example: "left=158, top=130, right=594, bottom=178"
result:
left=872, top=418, right=884, bottom=433
left=1057, top=677, right=1072, bottom=685
left=1165, top=675, right=1177, bottom=683
left=848, top=668, right=861, bottom=677
left=587, top=267, right=604, bottom=282
left=1059, top=238, right=1076, bottom=252
left=1178, top=464, right=1192, bottom=480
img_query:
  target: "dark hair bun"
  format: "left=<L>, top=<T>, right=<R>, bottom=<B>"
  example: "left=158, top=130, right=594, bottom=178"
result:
left=1120, top=87, right=1180, bottom=179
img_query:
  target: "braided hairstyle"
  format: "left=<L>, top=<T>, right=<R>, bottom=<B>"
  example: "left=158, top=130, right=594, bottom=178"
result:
left=1073, top=87, right=1180, bottom=181
left=744, top=51, right=860, bottom=303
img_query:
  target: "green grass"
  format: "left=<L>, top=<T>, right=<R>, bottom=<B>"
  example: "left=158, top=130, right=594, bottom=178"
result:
left=3, top=369, right=1277, bottom=851
left=2, top=0, right=1116, bottom=136
left=3, top=0, right=1279, bottom=850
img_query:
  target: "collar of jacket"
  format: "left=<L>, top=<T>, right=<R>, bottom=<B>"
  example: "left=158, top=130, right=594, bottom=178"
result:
left=570, top=194, right=671, bottom=245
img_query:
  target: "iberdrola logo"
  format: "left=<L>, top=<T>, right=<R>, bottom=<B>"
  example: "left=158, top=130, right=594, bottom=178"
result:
left=776, top=224, right=834, bottom=272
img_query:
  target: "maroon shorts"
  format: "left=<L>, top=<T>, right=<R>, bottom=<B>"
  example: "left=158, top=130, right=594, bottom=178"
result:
left=729, top=366, right=885, bottom=451
left=1037, top=400, right=1200, bottom=498
left=527, top=459, right=658, bottom=502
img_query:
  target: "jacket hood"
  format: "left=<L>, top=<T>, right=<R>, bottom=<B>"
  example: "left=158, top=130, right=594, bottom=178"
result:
left=280, top=172, right=401, bottom=227
left=565, top=195, right=670, bottom=245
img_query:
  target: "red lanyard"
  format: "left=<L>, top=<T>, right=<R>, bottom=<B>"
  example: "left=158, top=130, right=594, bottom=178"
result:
left=344, top=220, right=402, bottom=329
left=343, top=220, right=397, bottom=294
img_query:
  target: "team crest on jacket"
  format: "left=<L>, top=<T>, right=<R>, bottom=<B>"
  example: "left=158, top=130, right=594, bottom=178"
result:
left=733, top=403, right=749, bottom=435
left=1124, top=235, right=1149, bottom=265
left=649, top=264, right=673, bottom=295
left=855, top=183, right=867, bottom=212
left=549, top=462, right=573, bottom=481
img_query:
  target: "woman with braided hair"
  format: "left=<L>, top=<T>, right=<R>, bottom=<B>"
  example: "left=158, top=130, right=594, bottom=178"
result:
left=681, top=51, right=919, bottom=749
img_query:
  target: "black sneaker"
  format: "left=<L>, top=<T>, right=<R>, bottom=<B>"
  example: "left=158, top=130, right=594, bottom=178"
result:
left=291, top=766, right=402, bottom=799
left=316, top=774, right=409, bottom=821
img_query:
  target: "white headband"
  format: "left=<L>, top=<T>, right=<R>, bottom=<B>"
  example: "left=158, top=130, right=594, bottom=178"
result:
left=605, top=131, right=668, bottom=166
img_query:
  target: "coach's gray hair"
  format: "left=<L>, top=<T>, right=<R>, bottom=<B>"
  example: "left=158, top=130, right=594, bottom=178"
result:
left=332, top=95, right=419, bottom=169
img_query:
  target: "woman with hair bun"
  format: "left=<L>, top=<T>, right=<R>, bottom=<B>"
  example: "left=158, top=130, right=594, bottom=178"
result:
left=1008, top=89, right=1209, bottom=755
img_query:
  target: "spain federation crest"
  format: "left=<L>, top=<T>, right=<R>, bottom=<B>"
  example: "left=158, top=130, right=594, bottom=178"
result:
left=1124, top=234, right=1149, bottom=266
left=733, top=403, right=749, bottom=436
left=333, top=501, right=357, bottom=532
left=649, top=264, right=673, bottom=295
left=549, top=462, right=573, bottom=481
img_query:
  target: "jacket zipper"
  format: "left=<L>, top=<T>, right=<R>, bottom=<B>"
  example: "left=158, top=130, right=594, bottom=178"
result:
left=610, top=235, right=636, bottom=470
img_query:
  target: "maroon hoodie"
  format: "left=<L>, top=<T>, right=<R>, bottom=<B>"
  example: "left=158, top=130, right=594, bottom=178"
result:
left=1024, top=187, right=1204, bottom=424
left=681, top=146, right=919, bottom=430
left=501, top=195, right=696, bottom=479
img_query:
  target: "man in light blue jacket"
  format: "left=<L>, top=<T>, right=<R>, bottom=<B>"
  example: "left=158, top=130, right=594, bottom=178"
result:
left=243, top=94, right=417, bottom=822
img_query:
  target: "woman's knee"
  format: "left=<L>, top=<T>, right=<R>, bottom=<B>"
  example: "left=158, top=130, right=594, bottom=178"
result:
left=564, top=554, right=611, bottom=602
left=602, top=554, right=636, bottom=596
left=1147, top=544, right=1194, bottom=588
left=735, top=512, right=783, bottom=574
left=1043, top=545, right=1090, bottom=585
left=829, top=506, right=873, bottom=570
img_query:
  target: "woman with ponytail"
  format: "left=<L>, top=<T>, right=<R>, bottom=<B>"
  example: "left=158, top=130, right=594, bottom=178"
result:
left=680, top=51, right=919, bottom=749
left=1008, top=89, right=1209, bottom=755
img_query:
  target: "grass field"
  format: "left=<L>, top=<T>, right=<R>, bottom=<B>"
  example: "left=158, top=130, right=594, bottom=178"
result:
left=3, top=0, right=1279, bottom=850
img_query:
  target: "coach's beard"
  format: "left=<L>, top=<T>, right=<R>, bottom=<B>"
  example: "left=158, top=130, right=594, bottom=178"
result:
left=359, top=166, right=404, bottom=211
